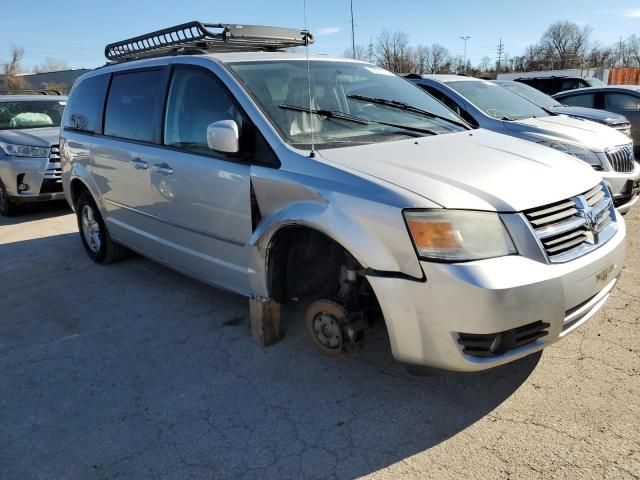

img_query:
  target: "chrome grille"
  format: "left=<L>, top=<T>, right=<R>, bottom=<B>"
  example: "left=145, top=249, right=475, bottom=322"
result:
left=524, top=182, right=617, bottom=263
left=44, top=144, right=62, bottom=181
left=605, top=144, right=635, bottom=173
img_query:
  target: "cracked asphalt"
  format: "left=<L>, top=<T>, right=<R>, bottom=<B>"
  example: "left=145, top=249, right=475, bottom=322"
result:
left=0, top=202, right=639, bottom=480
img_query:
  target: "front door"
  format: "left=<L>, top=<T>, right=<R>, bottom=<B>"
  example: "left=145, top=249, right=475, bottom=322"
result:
left=148, top=66, right=253, bottom=295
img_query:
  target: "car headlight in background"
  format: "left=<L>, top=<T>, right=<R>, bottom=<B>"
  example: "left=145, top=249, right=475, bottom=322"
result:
left=0, top=141, right=50, bottom=158
left=537, top=140, right=602, bottom=169
left=404, top=210, right=517, bottom=262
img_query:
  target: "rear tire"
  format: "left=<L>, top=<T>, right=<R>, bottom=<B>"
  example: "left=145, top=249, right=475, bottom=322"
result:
left=0, top=181, right=21, bottom=217
left=76, top=191, right=126, bottom=264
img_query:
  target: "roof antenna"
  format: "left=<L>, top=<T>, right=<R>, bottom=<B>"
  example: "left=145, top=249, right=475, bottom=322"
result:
left=303, top=0, right=316, bottom=158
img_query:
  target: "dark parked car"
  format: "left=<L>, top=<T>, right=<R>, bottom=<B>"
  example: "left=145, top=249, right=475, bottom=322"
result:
left=514, top=76, right=604, bottom=95
left=553, top=86, right=640, bottom=157
left=494, top=80, right=631, bottom=138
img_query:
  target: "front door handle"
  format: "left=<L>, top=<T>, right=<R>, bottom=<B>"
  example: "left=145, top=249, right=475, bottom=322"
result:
left=151, top=163, right=174, bottom=175
left=129, top=158, right=148, bottom=170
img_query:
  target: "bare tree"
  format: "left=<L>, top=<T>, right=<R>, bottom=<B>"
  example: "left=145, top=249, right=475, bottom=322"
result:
left=2, top=46, right=28, bottom=89
left=479, top=56, right=492, bottom=72
left=626, top=35, right=640, bottom=67
left=375, top=30, right=414, bottom=73
left=33, top=57, right=70, bottom=73
left=411, top=44, right=429, bottom=74
left=540, top=21, right=592, bottom=69
left=344, top=45, right=367, bottom=61
left=424, top=44, right=450, bottom=74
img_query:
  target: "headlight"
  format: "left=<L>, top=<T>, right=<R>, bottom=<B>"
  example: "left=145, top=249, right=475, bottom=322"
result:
left=404, top=210, right=517, bottom=262
left=0, top=141, right=50, bottom=158
left=538, top=140, right=602, bottom=169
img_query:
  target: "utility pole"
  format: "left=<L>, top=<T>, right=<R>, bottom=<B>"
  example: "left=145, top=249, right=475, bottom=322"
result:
left=619, top=36, right=623, bottom=67
left=460, top=36, right=471, bottom=72
left=496, top=38, right=504, bottom=71
left=350, top=0, right=356, bottom=59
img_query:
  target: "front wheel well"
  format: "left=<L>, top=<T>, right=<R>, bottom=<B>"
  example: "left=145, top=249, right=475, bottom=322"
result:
left=267, top=226, right=354, bottom=303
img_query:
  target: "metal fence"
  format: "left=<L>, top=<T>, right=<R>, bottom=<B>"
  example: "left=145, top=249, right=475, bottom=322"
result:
left=608, top=67, right=640, bottom=85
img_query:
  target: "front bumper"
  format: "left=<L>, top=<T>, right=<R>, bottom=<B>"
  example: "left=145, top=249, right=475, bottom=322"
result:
left=602, top=160, right=640, bottom=213
left=367, top=214, right=626, bottom=372
left=0, top=155, right=64, bottom=202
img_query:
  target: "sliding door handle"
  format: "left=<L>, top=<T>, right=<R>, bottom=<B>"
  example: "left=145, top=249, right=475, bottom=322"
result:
left=151, top=163, right=174, bottom=175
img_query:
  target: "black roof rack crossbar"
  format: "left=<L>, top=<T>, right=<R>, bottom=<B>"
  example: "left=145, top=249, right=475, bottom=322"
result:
left=0, top=88, right=62, bottom=96
left=105, top=21, right=314, bottom=62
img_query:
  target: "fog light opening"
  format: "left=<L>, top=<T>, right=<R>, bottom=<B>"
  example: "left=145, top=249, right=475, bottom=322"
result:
left=489, top=334, right=502, bottom=353
left=18, top=183, right=29, bottom=192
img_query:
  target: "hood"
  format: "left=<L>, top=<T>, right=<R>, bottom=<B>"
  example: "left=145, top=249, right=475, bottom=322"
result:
left=0, top=127, right=60, bottom=147
left=548, top=106, right=629, bottom=125
left=505, top=115, right=630, bottom=151
left=317, top=129, right=600, bottom=212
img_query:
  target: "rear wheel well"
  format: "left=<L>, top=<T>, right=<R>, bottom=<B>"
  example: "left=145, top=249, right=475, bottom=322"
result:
left=70, top=179, right=90, bottom=208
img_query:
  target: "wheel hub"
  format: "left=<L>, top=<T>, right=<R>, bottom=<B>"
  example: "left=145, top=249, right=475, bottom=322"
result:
left=313, top=313, right=343, bottom=348
left=81, top=205, right=101, bottom=253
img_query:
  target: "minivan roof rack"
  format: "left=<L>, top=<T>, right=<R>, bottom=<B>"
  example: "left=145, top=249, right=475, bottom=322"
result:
left=0, top=88, right=63, bottom=96
left=105, top=21, right=314, bottom=62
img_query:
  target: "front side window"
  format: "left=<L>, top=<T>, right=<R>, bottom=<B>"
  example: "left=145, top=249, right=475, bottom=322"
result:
left=604, top=92, right=640, bottom=111
left=560, top=93, right=596, bottom=108
left=164, top=68, right=242, bottom=154
left=104, top=70, right=165, bottom=143
left=0, top=99, right=66, bottom=130
left=227, top=60, right=466, bottom=149
left=447, top=80, right=549, bottom=120
left=63, top=75, right=109, bottom=134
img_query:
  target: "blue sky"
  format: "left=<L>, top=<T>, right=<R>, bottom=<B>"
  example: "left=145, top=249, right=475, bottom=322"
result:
left=3, top=0, right=640, bottom=70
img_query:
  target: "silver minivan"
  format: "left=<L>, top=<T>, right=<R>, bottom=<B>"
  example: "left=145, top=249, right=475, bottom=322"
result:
left=61, top=22, right=625, bottom=372
left=409, top=75, right=640, bottom=214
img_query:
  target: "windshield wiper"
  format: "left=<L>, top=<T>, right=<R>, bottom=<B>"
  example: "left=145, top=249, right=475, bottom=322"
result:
left=346, top=94, right=471, bottom=130
left=279, top=104, right=438, bottom=136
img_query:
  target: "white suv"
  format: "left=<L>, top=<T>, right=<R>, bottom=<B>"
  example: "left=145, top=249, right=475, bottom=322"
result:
left=61, top=22, right=625, bottom=372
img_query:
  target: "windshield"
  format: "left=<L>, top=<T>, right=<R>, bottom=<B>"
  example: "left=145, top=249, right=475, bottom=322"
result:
left=499, top=82, right=561, bottom=109
left=227, top=60, right=466, bottom=149
left=0, top=99, right=66, bottom=130
left=447, top=81, right=549, bottom=120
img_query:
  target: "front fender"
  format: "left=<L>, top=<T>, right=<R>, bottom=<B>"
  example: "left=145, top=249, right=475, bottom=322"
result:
left=247, top=195, right=424, bottom=297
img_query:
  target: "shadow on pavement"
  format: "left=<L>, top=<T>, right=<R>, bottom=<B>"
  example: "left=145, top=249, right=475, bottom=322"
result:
left=0, top=231, right=539, bottom=479
left=0, top=200, right=71, bottom=226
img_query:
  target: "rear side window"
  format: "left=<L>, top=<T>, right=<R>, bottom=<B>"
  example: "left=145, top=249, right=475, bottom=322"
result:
left=63, top=75, right=109, bottom=133
left=560, top=93, right=596, bottom=108
left=604, top=93, right=640, bottom=111
left=104, top=70, right=166, bottom=143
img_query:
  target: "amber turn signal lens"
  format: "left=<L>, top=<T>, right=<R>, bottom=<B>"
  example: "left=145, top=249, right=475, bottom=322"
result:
left=406, top=219, right=461, bottom=250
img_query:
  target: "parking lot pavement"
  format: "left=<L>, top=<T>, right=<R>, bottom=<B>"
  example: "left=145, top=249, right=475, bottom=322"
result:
left=0, top=204, right=638, bottom=480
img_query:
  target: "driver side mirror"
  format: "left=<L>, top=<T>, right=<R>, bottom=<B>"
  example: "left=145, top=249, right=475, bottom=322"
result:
left=207, top=120, right=239, bottom=154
